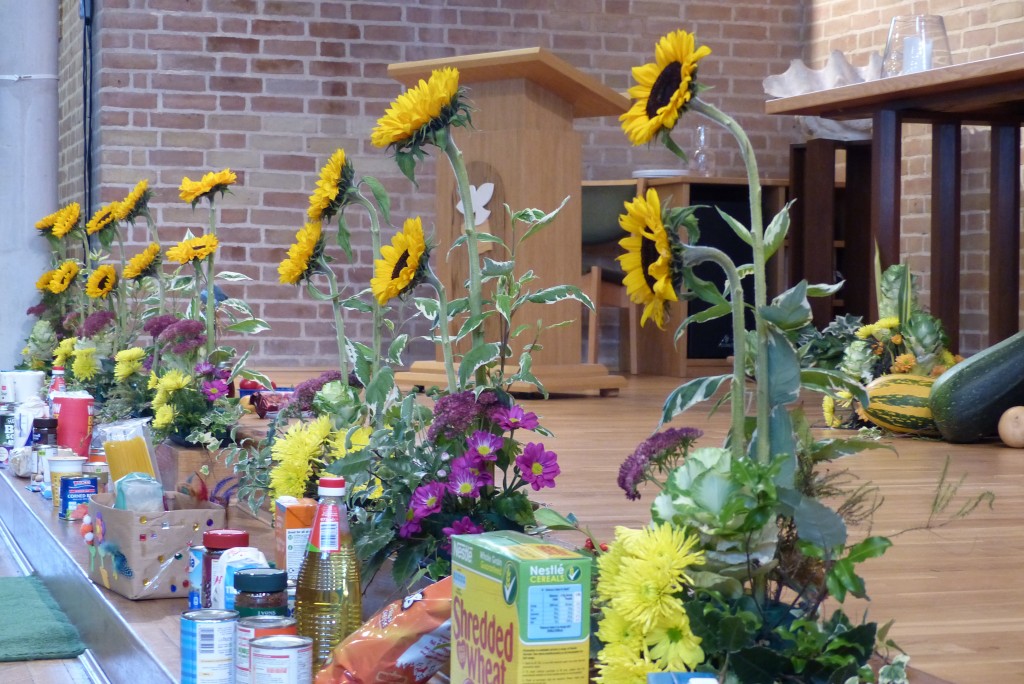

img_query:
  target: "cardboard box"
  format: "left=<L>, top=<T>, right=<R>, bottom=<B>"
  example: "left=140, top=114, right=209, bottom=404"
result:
left=274, top=496, right=317, bottom=581
left=450, top=531, right=591, bottom=684
left=86, top=492, right=227, bottom=600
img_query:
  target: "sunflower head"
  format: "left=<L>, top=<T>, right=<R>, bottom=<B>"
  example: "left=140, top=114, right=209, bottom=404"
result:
left=86, top=264, right=118, bottom=299
left=166, top=234, right=219, bottom=265
left=278, top=222, right=325, bottom=285
left=371, top=67, right=471, bottom=181
left=616, top=189, right=687, bottom=329
left=179, top=168, right=237, bottom=207
left=35, top=202, right=82, bottom=240
left=36, top=269, right=57, bottom=292
left=371, top=216, right=430, bottom=306
left=115, top=179, right=152, bottom=222
left=48, top=260, right=81, bottom=295
left=620, top=30, right=712, bottom=150
left=86, top=203, right=120, bottom=240
left=124, top=243, right=162, bottom=280
left=308, top=149, right=355, bottom=223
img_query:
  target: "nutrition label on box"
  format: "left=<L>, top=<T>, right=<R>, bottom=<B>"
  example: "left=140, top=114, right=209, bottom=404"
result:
left=526, top=584, right=583, bottom=640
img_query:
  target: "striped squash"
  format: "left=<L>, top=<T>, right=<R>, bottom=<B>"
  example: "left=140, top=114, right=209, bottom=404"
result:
left=861, top=374, right=938, bottom=435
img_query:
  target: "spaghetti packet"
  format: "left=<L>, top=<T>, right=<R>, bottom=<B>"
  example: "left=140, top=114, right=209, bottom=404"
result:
left=315, top=576, right=452, bottom=684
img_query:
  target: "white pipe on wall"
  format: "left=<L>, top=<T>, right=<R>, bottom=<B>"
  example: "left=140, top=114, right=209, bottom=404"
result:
left=0, top=0, right=60, bottom=369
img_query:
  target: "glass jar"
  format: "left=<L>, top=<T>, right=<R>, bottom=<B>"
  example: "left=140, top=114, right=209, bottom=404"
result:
left=234, top=568, right=289, bottom=617
left=201, top=529, right=249, bottom=608
left=32, top=417, right=58, bottom=446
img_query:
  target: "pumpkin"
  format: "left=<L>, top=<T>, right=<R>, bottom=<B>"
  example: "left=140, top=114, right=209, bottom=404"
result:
left=861, top=374, right=938, bottom=436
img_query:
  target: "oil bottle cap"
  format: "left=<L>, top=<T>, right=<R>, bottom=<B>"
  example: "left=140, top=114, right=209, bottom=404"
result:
left=317, top=476, right=345, bottom=497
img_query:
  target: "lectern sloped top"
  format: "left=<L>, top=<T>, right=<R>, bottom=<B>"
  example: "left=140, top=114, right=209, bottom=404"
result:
left=387, top=47, right=629, bottom=119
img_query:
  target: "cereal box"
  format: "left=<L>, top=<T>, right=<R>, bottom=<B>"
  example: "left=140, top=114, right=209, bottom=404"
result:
left=274, top=496, right=317, bottom=581
left=450, top=531, right=591, bottom=684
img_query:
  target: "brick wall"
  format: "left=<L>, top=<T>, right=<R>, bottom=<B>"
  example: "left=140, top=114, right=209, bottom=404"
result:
left=58, top=0, right=87, bottom=207
left=56, top=0, right=808, bottom=368
left=806, top=0, right=1024, bottom=353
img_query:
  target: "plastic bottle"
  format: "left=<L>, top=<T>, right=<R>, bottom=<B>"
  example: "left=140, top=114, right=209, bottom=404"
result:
left=48, top=367, right=66, bottom=413
left=294, top=475, right=361, bottom=671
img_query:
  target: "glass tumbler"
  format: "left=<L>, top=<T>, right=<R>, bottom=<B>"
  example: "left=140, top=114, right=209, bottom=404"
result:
left=881, top=15, right=952, bottom=77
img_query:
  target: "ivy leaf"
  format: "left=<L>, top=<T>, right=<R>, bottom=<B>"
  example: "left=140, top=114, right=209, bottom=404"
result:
left=365, top=366, right=395, bottom=408
left=660, top=374, right=732, bottom=425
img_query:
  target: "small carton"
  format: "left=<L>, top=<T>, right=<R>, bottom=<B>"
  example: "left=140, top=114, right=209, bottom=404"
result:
left=274, top=496, right=318, bottom=581
left=451, top=531, right=591, bottom=684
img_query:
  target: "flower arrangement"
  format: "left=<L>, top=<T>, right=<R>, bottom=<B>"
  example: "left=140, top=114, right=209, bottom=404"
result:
left=226, top=64, right=588, bottom=590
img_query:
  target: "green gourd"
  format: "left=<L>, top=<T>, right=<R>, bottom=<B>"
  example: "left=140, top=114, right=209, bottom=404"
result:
left=929, top=329, right=1024, bottom=443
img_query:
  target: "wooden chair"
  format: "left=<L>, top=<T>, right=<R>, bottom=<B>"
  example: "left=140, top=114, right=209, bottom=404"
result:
left=581, top=265, right=638, bottom=375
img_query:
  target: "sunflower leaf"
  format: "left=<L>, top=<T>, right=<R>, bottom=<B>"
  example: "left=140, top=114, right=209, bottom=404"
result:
left=525, top=285, right=593, bottom=309
left=518, top=195, right=571, bottom=246
left=660, top=374, right=732, bottom=425
left=387, top=334, right=409, bottom=365
left=413, top=297, right=440, bottom=321
left=807, top=280, right=845, bottom=297
left=226, top=318, right=271, bottom=335
left=716, top=207, right=752, bottom=246
left=305, top=281, right=333, bottom=302
left=660, top=129, right=688, bottom=162
left=340, top=295, right=373, bottom=314
left=396, top=152, right=417, bottom=186
left=458, top=342, right=500, bottom=388
left=336, top=214, right=353, bottom=262
left=455, top=312, right=494, bottom=343
left=481, top=258, right=515, bottom=279
left=763, top=200, right=795, bottom=260
left=361, top=176, right=392, bottom=224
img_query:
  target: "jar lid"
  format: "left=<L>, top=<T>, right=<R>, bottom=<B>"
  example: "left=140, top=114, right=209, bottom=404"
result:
left=33, top=418, right=58, bottom=428
left=318, top=476, right=345, bottom=497
left=233, top=568, right=287, bottom=593
left=202, top=529, right=250, bottom=549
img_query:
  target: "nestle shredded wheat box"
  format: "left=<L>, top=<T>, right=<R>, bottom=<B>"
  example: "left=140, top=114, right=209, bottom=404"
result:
left=450, top=531, right=591, bottom=684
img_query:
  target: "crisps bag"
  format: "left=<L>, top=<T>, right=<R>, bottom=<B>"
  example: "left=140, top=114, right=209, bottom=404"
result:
left=316, top=576, right=452, bottom=684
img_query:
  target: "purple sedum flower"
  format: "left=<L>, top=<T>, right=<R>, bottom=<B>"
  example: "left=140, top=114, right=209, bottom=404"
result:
left=617, top=427, right=703, bottom=501
left=516, top=443, right=560, bottom=491
left=493, top=405, right=539, bottom=432
left=80, top=310, right=116, bottom=338
left=427, top=389, right=499, bottom=442
left=143, top=313, right=180, bottom=340
left=466, top=430, right=503, bottom=462
left=157, top=318, right=206, bottom=356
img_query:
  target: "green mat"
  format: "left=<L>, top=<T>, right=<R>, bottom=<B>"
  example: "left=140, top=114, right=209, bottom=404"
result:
left=0, top=575, right=85, bottom=661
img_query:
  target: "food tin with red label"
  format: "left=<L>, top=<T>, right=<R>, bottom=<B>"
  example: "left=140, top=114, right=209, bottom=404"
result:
left=235, top=615, right=297, bottom=684
left=250, top=634, right=312, bottom=684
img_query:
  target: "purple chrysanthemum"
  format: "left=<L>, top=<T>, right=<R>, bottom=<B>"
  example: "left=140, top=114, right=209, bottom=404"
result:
left=157, top=318, right=206, bottom=356
left=516, top=442, right=560, bottom=492
left=194, top=361, right=216, bottom=377
left=202, top=379, right=229, bottom=401
left=493, top=405, right=539, bottom=433
left=427, top=389, right=500, bottom=442
left=214, top=366, right=231, bottom=381
left=466, top=430, right=503, bottom=462
left=398, top=509, right=422, bottom=539
left=448, top=466, right=483, bottom=499
left=143, top=313, right=180, bottom=340
left=410, top=481, right=447, bottom=519
left=617, top=427, right=703, bottom=501
left=442, top=516, right=484, bottom=539
left=450, top=455, right=493, bottom=486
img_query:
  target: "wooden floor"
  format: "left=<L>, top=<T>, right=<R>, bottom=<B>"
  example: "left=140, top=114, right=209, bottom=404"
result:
left=519, top=375, right=1023, bottom=683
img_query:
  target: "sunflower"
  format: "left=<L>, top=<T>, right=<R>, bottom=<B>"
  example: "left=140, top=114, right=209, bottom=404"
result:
left=123, top=243, right=161, bottom=280
left=86, top=203, right=119, bottom=236
left=36, top=269, right=57, bottom=292
left=85, top=265, right=118, bottom=299
left=166, top=234, right=219, bottom=264
left=371, top=217, right=428, bottom=305
left=620, top=30, right=711, bottom=146
left=371, top=67, right=468, bottom=151
left=179, top=168, right=237, bottom=205
left=308, top=149, right=354, bottom=223
left=115, top=179, right=151, bottom=222
left=617, top=189, right=679, bottom=329
left=278, top=222, right=324, bottom=285
left=36, top=202, right=82, bottom=239
left=48, top=260, right=80, bottom=295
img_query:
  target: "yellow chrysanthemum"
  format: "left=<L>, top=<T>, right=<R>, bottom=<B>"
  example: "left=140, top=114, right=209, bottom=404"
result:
left=36, top=202, right=82, bottom=239
left=620, top=30, right=711, bottom=146
left=36, top=269, right=57, bottom=292
left=278, top=222, right=323, bottom=285
left=72, top=347, right=100, bottom=382
left=166, top=234, right=219, bottom=264
left=307, top=149, right=352, bottom=223
left=596, top=606, right=644, bottom=653
left=179, top=168, right=237, bottom=204
left=644, top=610, right=704, bottom=672
left=617, top=189, right=678, bottom=329
left=153, top=404, right=176, bottom=429
left=152, top=389, right=169, bottom=410
left=124, top=243, right=161, bottom=280
left=371, top=217, right=428, bottom=305
left=327, top=427, right=381, bottom=498
left=147, top=371, right=160, bottom=391
left=54, top=337, right=78, bottom=367
left=269, top=416, right=334, bottom=500
left=86, top=203, right=119, bottom=235
left=115, top=179, right=150, bottom=221
left=594, top=642, right=657, bottom=684
left=822, top=395, right=841, bottom=428
left=86, top=265, right=118, bottom=299
left=854, top=323, right=875, bottom=340
left=876, top=316, right=900, bottom=330
left=114, top=347, right=146, bottom=382
left=371, top=67, right=461, bottom=149
left=892, top=353, right=916, bottom=374
left=48, top=261, right=80, bottom=295
left=158, top=370, right=192, bottom=393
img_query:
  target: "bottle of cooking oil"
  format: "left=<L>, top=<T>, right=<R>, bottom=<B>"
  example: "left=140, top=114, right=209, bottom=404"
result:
left=294, top=475, right=362, bottom=671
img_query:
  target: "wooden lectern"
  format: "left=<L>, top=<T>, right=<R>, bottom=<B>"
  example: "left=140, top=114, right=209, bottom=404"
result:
left=388, top=48, right=629, bottom=395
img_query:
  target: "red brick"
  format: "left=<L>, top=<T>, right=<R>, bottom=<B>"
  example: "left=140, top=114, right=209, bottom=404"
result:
left=160, top=14, right=218, bottom=32
left=102, top=52, right=159, bottom=70
left=264, top=156, right=316, bottom=173
left=307, top=98, right=360, bottom=116
left=252, top=19, right=306, bottom=36
left=263, top=1, right=315, bottom=16
left=148, top=149, right=206, bottom=167
left=263, top=39, right=318, bottom=56
left=150, top=112, right=207, bottom=130
left=210, top=76, right=263, bottom=93
left=208, top=0, right=258, bottom=13
left=351, top=4, right=402, bottom=21
left=152, top=73, right=207, bottom=91
left=162, top=93, right=217, bottom=110
left=206, top=36, right=261, bottom=54
left=104, top=91, right=159, bottom=109
left=102, top=10, right=159, bottom=30
left=251, top=96, right=304, bottom=113
left=253, top=58, right=306, bottom=75
left=159, top=53, right=217, bottom=71
left=364, top=24, right=416, bottom=42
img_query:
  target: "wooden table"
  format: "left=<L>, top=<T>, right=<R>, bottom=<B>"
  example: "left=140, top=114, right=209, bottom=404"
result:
left=766, top=51, right=1024, bottom=347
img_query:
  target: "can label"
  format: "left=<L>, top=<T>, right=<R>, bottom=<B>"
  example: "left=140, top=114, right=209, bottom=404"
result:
left=235, top=617, right=297, bottom=684
left=251, top=636, right=313, bottom=684
left=188, top=547, right=206, bottom=610
left=59, top=476, right=97, bottom=521
left=181, top=609, right=238, bottom=684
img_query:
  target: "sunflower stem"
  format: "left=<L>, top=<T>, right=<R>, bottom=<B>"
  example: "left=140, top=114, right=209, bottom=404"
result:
left=442, top=137, right=487, bottom=387
left=353, top=193, right=384, bottom=383
left=204, top=201, right=218, bottom=358
left=114, top=231, right=130, bottom=352
left=426, top=269, right=458, bottom=392
left=141, top=207, right=164, bottom=316
left=321, top=260, right=350, bottom=387
left=692, top=98, right=770, bottom=466
left=681, top=245, right=746, bottom=462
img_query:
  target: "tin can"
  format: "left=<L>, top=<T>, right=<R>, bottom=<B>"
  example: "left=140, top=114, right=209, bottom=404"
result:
left=181, top=609, right=238, bottom=684
left=82, top=461, right=109, bottom=493
left=250, top=635, right=313, bottom=684
left=59, top=475, right=97, bottom=521
left=188, top=546, right=206, bottom=610
left=235, top=616, right=298, bottom=684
